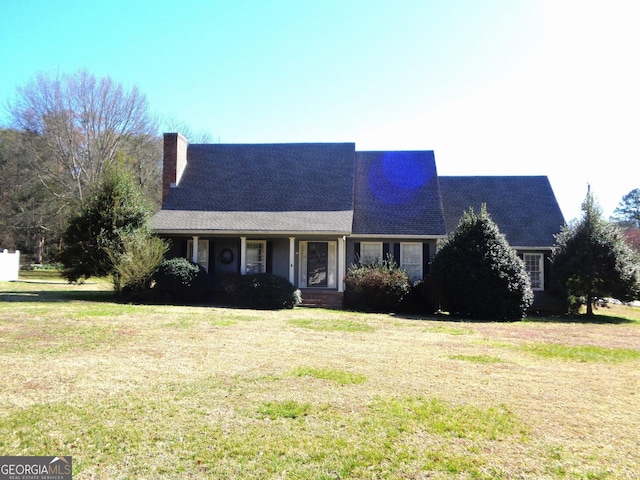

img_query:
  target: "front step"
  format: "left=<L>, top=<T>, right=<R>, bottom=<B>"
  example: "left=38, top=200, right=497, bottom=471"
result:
left=299, top=289, right=344, bottom=309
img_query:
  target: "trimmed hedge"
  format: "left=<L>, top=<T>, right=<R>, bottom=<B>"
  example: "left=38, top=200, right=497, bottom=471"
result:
left=151, top=257, right=210, bottom=304
left=215, top=273, right=301, bottom=310
left=344, top=259, right=410, bottom=312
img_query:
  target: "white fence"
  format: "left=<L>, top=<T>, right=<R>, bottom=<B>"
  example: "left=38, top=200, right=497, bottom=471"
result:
left=0, top=249, right=20, bottom=281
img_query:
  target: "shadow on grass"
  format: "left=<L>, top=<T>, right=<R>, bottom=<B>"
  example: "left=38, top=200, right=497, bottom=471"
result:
left=393, top=311, right=638, bottom=325
left=524, top=313, right=637, bottom=325
left=0, top=284, right=116, bottom=304
left=1, top=282, right=217, bottom=308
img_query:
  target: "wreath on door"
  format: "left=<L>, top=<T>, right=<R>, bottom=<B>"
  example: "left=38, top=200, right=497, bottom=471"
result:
left=219, top=248, right=234, bottom=264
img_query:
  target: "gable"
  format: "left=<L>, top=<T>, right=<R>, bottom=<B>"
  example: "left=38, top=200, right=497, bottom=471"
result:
left=438, top=176, right=565, bottom=247
left=352, top=151, right=447, bottom=236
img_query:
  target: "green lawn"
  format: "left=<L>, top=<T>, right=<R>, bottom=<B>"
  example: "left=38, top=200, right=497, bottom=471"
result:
left=1, top=278, right=639, bottom=479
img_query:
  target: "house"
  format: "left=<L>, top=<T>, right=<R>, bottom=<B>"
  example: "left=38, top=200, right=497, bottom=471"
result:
left=150, top=133, right=565, bottom=309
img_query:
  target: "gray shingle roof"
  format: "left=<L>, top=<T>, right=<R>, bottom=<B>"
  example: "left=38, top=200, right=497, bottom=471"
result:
left=150, top=210, right=354, bottom=234
left=151, top=143, right=355, bottom=233
left=164, top=143, right=355, bottom=212
left=352, top=151, right=447, bottom=236
left=438, top=176, right=566, bottom=247
left=150, top=140, right=565, bottom=245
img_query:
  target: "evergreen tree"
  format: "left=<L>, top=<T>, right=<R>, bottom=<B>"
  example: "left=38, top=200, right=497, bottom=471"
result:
left=58, top=165, right=159, bottom=290
left=432, top=205, right=533, bottom=320
left=611, top=188, right=640, bottom=228
left=552, top=192, right=640, bottom=315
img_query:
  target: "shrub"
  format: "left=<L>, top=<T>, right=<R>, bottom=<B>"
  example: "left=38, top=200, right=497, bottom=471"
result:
left=106, top=230, right=168, bottom=300
left=398, top=277, right=439, bottom=314
left=431, top=206, right=533, bottom=320
left=151, top=257, right=210, bottom=304
left=216, top=273, right=301, bottom=309
left=344, top=257, right=410, bottom=312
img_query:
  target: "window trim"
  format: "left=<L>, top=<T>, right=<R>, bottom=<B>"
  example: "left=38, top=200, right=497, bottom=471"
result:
left=186, top=239, right=209, bottom=272
left=360, top=241, right=383, bottom=265
left=523, top=252, right=544, bottom=291
left=246, top=240, right=267, bottom=274
left=400, top=242, right=423, bottom=282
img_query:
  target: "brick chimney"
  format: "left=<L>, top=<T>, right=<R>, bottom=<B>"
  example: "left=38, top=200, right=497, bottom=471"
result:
left=162, top=132, right=188, bottom=202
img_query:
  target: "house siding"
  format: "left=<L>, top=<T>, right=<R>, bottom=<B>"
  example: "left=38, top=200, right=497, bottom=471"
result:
left=269, top=238, right=290, bottom=279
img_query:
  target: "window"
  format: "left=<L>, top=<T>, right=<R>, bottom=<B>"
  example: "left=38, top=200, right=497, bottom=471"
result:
left=360, top=242, right=383, bottom=264
left=401, top=243, right=422, bottom=282
left=246, top=240, right=266, bottom=274
left=523, top=253, right=544, bottom=291
left=186, top=239, right=209, bottom=272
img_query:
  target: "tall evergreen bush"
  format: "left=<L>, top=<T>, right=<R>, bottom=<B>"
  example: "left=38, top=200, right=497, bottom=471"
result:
left=432, top=205, right=533, bottom=320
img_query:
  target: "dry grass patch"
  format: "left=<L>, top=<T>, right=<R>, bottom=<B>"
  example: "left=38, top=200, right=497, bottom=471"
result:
left=423, top=324, right=475, bottom=335
left=518, top=342, right=640, bottom=362
left=1, top=280, right=639, bottom=478
left=449, top=354, right=504, bottom=364
left=291, top=367, right=367, bottom=385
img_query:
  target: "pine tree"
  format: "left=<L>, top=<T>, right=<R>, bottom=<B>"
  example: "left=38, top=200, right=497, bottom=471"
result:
left=58, top=165, right=161, bottom=291
left=611, top=188, right=640, bottom=228
left=552, top=192, right=640, bottom=315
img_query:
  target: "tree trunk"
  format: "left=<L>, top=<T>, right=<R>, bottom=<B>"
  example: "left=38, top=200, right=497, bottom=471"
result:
left=36, top=235, right=45, bottom=264
left=586, top=294, right=594, bottom=316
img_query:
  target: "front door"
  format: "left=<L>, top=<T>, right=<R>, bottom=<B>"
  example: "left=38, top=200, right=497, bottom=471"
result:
left=299, top=241, right=337, bottom=288
left=307, top=242, right=328, bottom=287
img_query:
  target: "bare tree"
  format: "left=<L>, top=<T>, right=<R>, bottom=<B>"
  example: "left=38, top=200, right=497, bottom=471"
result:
left=9, top=69, right=160, bottom=203
left=0, top=128, right=62, bottom=263
left=162, top=117, right=215, bottom=143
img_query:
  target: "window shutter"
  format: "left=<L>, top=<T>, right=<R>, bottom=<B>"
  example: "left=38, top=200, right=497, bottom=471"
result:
left=544, top=254, right=551, bottom=291
left=422, top=243, right=430, bottom=277
left=266, top=241, right=273, bottom=274
left=237, top=239, right=242, bottom=273
left=383, top=243, right=390, bottom=259
left=393, top=243, right=401, bottom=263
left=353, top=242, right=361, bottom=264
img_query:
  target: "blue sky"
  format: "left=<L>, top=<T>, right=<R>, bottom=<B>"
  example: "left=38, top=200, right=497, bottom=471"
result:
left=1, top=0, right=639, bottom=222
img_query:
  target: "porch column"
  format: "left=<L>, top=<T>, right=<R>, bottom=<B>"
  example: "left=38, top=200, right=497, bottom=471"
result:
left=338, top=236, right=346, bottom=292
left=192, top=235, right=199, bottom=264
left=289, top=237, right=295, bottom=284
left=240, top=236, right=247, bottom=275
